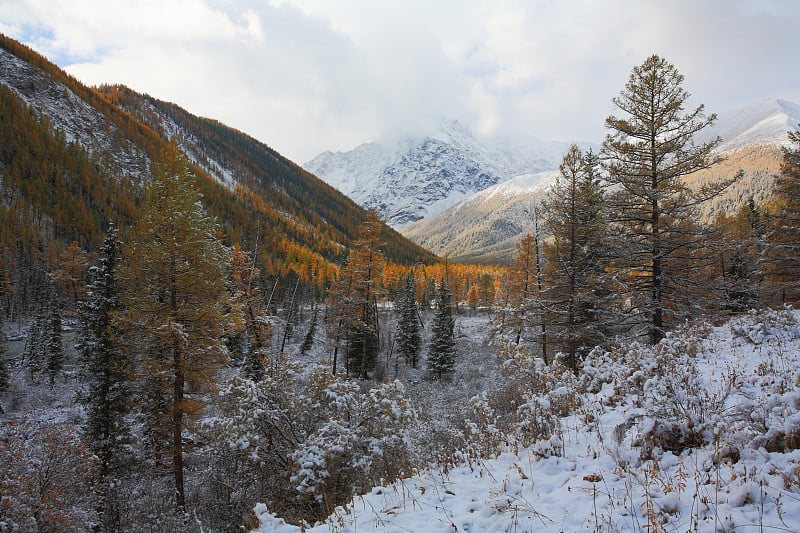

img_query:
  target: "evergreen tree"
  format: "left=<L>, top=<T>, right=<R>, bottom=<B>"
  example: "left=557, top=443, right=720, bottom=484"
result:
left=0, top=331, right=9, bottom=399
left=427, top=280, right=455, bottom=380
left=119, top=147, right=242, bottom=510
left=542, top=146, right=611, bottom=370
left=299, top=307, right=318, bottom=356
left=22, top=310, right=44, bottom=380
left=602, top=55, right=736, bottom=344
left=43, top=289, right=64, bottom=386
left=395, top=274, right=422, bottom=368
left=717, top=200, right=762, bottom=313
left=765, top=128, right=800, bottom=303
left=76, top=227, right=128, bottom=476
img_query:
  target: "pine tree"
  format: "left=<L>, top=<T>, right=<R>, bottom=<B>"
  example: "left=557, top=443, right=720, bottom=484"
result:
left=299, top=307, right=318, bottom=356
left=119, top=147, right=242, bottom=510
left=602, top=55, right=736, bottom=344
left=395, top=274, right=421, bottom=368
left=541, top=146, right=611, bottom=370
left=765, top=128, right=800, bottom=303
left=427, top=280, right=455, bottom=380
left=76, top=227, right=128, bottom=476
left=23, top=310, right=44, bottom=380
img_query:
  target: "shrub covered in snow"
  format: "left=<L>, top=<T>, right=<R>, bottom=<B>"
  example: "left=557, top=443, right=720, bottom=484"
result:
left=206, top=356, right=416, bottom=524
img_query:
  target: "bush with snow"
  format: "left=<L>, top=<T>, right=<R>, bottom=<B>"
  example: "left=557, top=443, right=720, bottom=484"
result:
left=207, top=357, right=415, bottom=524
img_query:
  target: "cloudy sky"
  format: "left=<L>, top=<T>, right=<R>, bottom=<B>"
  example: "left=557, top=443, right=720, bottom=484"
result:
left=1, top=0, right=799, bottom=162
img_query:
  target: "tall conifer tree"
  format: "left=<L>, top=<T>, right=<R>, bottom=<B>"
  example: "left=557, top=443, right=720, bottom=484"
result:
left=76, top=227, right=128, bottom=476
left=427, top=280, right=455, bottom=380
left=395, top=273, right=421, bottom=368
left=542, top=146, right=610, bottom=369
left=602, top=55, right=735, bottom=343
left=765, top=128, right=800, bottom=303
left=120, top=147, right=242, bottom=510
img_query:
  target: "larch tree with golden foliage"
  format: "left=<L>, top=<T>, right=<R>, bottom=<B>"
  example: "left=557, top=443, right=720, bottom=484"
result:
left=329, top=210, right=385, bottom=379
left=119, top=149, right=242, bottom=511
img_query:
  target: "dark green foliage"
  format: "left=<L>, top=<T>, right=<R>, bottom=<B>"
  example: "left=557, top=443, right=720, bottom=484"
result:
left=44, top=298, right=63, bottom=385
left=0, top=339, right=9, bottom=394
left=427, top=281, right=455, bottom=380
left=76, top=228, right=129, bottom=476
left=300, top=308, right=318, bottom=356
left=395, top=274, right=422, bottom=368
left=346, top=325, right=380, bottom=378
left=542, top=146, right=612, bottom=369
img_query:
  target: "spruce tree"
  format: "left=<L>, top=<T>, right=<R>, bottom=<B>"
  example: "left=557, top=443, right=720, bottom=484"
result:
left=0, top=334, right=9, bottom=398
left=44, top=295, right=63, bottom=386
left=542, top=146, right=611, bottom=369
left=76, top=227, right=128, bottom=476
left=395, top=274, right=421, bottom=368
left=602, top=55, right=736, bottom=344
left=120, top=147, right=243, bottom=510
left=427, top=280, right=455, bottom=380
left=22, top=311, right=44, bottom=379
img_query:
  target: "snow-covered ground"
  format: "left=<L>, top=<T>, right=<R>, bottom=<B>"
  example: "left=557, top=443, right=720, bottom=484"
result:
left=254, top=309, right=800, bottom=533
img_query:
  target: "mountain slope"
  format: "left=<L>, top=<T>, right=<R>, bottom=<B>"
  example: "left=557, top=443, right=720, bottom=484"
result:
left=305, top=121, right=577, bottom=227
left=402, top=171, right=556, bottom=264
left=0, top=34, right=436, bottom=317
left=404, top=99, right=799, bottom=264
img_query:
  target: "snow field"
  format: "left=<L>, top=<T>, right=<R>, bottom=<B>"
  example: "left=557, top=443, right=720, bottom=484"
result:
left=255, top=308, right=800, bottom=532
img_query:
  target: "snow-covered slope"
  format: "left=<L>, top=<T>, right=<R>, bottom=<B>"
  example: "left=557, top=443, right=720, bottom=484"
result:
left=255, top=309, right=800, bottom=533
left=304, top=121, right=574, bottom=227
left=402, top=171, right=556, bottom=264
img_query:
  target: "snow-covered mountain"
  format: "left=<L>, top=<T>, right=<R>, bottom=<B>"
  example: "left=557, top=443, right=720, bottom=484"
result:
left=403, top=98, right=800, bottom=264
left=304, top=121, right=576, bottom=227
left=699, top=98, right=800, bottom=152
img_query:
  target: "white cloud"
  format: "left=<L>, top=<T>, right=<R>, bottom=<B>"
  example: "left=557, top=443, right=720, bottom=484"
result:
left=1, top=0, right=799, bottom=162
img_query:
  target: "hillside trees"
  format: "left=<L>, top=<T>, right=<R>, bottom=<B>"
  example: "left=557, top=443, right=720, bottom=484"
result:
left=541, top=146, right=611, bottom=369
left=602, top=54, right=737, bottom=344
left=118, top=148, right=242, bottom=510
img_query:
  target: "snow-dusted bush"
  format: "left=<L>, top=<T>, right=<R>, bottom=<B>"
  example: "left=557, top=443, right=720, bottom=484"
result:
left=0, top=421, right=100, bottom=532
left=206, top=357, right=416, bottom=524
left=455, top=341, right=579, bottom=458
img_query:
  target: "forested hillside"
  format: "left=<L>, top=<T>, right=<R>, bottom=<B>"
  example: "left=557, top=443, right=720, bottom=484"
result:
left=0, top=34, right=437, bottom=322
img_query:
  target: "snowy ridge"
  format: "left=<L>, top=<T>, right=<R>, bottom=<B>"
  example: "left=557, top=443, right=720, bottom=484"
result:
left=0, top=47, right=151, bottom=182
left=700, top=98, right=800, bottom=153
left=304, top=121, right=574, bottom=227
left=255, top=309, right=800, bottom=533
